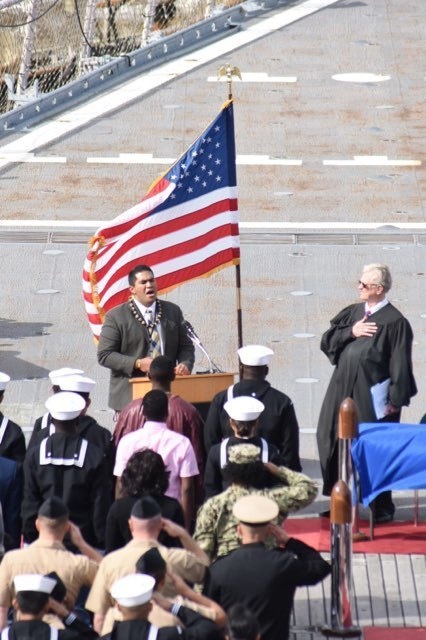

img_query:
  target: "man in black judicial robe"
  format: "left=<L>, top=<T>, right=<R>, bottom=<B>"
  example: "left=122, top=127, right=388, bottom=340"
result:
left=204, top=345, right=301, bottom=472
left=317, top=263, right=417, bottom=522
left=22, top=392, right=111, bottom=548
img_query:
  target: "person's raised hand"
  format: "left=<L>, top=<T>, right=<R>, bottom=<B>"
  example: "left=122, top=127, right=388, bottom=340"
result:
left=352, top=319, right=377, bottom=338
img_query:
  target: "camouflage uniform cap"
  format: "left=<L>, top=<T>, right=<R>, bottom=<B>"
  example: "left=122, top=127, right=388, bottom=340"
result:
left=227, top=443, right=261, bottom=464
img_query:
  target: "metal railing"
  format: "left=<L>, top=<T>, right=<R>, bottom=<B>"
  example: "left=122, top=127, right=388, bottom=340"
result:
left=0, top=0, right=243, bottom=114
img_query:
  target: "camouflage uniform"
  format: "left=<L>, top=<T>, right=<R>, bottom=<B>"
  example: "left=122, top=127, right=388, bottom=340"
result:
left=194, top=462, right=317, bottom=561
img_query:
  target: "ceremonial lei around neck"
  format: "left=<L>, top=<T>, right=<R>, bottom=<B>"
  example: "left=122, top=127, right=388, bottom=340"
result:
left=128, top=298, right=163, bottom=337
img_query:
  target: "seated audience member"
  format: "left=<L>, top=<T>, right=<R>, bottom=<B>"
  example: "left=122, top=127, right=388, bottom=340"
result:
left=5, top=573, right=98, bottom=639
left=114, top=390, right=199, bottom=530
left=0, top=497, right=101, bottom=631
left=105, top=449, right=185, bottom=553
left=22, top=392, right=111, bottom=548
left=195, top=444, right=317, bottom=561
left=204, top=345, right=301, bottom=471
left=85, top=497, right=210, bottom=634
left=204, top=396, right=280, bottom=499
left=101, top=573, right=222, bottom=640
left=0, top=372, right=26, bottom=464
left=0, top=455, right=23, bottom=549
left=203, top=495, right=331, bottom=640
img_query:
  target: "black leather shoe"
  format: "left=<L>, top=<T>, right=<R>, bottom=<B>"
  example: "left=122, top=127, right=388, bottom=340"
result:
left=319, top=510, right=330, bottom=518
left=374, top=511, right=394, bottom=524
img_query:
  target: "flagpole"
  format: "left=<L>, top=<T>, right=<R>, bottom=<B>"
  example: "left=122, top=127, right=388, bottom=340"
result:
left=218, top=63, right=243, bottom=349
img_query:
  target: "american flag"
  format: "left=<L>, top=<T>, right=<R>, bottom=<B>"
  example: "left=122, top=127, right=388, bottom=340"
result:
left=83, top=100, right=240, bottom=339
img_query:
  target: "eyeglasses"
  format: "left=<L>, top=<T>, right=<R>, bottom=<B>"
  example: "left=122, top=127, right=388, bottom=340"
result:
left=358, top=280, right=380, bottom=289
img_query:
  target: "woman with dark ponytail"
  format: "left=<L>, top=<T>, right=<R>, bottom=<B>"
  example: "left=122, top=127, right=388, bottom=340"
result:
left=203, top=397, right=281, bottom=499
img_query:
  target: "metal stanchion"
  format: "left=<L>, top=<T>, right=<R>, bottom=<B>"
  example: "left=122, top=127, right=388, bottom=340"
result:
left=322, top=480, right=361, bottom=638
left=322, top=399, right=363, bottom=637
left=338, top=398, right=368, bottom=542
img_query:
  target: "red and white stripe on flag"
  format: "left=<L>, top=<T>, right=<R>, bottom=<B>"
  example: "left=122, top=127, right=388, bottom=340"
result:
left=82, top=100, right=240, bottom=340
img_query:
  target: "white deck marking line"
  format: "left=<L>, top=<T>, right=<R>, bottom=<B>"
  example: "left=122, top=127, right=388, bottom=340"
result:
left=0, top=153, right=66, bottom=163
left=237, top=155, right=302, bottom=165
left=207, top=72, right=297, bottom=82
left=87, top=153, right=302, bottom=165
left=0, top=0, right=341, bottom=171
left=86, top=153, right=176, bottom=164
left=323, top=156, right=421, bottom=166
left=332, top=73, right=391, bottom=83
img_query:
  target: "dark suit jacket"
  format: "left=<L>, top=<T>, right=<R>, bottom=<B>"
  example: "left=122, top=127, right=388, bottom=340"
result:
left=97, top=299, right=195, bottom=410
left=0, top=456, right=23, bottom=549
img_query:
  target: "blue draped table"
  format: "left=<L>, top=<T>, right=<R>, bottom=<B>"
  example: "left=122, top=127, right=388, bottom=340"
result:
left=351, top=422, right=426, bottom=507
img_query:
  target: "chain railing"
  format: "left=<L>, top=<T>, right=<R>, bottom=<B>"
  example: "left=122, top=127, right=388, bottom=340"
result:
left=0, top=0, right=243, bottom=113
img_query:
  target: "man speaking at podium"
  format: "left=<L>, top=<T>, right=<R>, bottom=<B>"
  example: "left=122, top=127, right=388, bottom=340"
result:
left=98, top=265, right=195, bottom=412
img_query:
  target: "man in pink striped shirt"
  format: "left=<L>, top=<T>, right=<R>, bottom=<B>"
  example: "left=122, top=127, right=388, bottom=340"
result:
left=114, top=390, right=199, bottom=530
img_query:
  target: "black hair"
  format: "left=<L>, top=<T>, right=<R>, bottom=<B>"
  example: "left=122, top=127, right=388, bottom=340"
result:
left=222, top=461, right=280, bottom=489
left=142, top=390, right=168, bottom=422
left=50, top=417, right=80, bottom=432
left=128, top=265, right=154, bottom=286
left=53, top=387, right=89, bottom=400
left=136, top=549, right=167, bottom=588
left=240, top=363, right=268, bottom=381
left=16, top=591, right=49, bottom=615
left=149, top=356, right=175, bottom=385
left=227, top=604, right=259, bottom=640
left=121, top=448, right=170, bottom=497
left=232, top=419, right=257, bottom=438
left=45, top=572, right=66, bottom=602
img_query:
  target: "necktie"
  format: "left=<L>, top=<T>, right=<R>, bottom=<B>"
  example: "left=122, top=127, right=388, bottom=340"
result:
left=365, top=310, right=372, bottom=319
left=146, top=309, right=162, bottom=359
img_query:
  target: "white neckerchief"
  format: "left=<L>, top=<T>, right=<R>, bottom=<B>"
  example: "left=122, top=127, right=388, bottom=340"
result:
left=39, top=437, right=88, bottom=467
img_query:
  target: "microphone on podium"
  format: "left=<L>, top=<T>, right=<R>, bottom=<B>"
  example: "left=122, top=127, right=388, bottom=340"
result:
left=183, top=321, right=223, bottom=373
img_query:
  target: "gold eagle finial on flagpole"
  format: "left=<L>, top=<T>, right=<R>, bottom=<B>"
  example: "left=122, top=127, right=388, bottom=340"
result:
left=217, top=64, right=241, bottom=100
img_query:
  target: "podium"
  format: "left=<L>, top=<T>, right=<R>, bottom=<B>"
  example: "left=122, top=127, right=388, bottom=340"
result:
left=129, top=372, right=235, bottom=404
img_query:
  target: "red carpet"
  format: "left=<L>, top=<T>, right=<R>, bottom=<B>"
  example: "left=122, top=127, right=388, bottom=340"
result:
left=363, top=627, right=426, bottom=639
left=285, top=517, right=426, bottom=554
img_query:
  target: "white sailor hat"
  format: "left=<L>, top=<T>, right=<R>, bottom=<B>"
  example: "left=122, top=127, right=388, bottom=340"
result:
left=224, top=396, right=265, bottom=421
left=14, top=573, right=57, bottom=594
left=55, top=374, right=96, bottom=394
left=237, top=345, right=274, bottom=367
left=48, top=368, right=84, bottom=385
left=0, top=372, right=11, bottom=391
left=232, top=495, right=279, bottom=525
left=110, top=574, right=155, bottom=607
left=45, top=391, right=85, bottom=420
